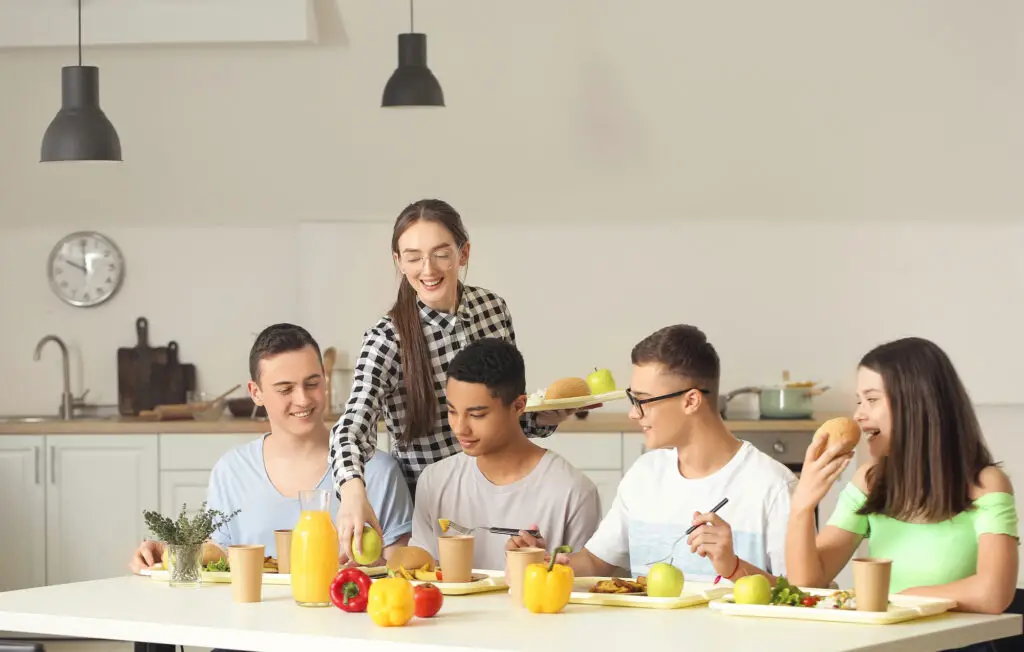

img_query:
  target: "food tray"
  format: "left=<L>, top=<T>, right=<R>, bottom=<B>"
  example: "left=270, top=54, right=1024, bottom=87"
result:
left=410, top=569, right=507, bottom=596
left=524, top=390, right=627, bottom=413
left=708, top=588, right=958, bottom=625
left=569, top=577, right=731, bottom=610
left=141, top=565, right=388, bottom=585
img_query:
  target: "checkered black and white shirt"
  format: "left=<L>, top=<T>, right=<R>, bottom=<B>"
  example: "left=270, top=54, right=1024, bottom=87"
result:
left=329, top=284, right=556, bottom=496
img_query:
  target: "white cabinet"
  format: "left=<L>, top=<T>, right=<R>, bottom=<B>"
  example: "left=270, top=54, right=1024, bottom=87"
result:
left=0, top=434, right=158, bottom=591
left=581, top=470, right=622, bottom=518
left=45, top=435, right=159, bottom=585
left=161, top=471, right=215, bottom=519
left=622, top=433, right=647, bottom=474
left=0, top=436, right=46, bottom=591
left=537, top=432, right=625, bottom=518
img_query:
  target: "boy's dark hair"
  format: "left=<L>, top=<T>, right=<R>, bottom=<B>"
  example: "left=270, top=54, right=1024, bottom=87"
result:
left=249, top=323, right=322, bottom=382
left=446, top=338, right=526, bottom=405
left=630, top=325, right=721, bottom=407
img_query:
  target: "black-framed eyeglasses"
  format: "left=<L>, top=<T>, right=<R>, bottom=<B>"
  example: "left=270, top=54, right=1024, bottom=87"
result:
left=626, top=387, right=710, bottom=418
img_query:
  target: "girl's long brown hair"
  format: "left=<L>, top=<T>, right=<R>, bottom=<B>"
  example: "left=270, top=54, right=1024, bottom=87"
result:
left=857, top=337, right=996, bottom=522
left=389, top=199, right=469, bottom=448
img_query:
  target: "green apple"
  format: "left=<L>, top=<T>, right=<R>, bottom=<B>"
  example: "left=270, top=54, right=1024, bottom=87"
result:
left=351, top=525, right=383, bottom=566
left=732, top=574, right=772, bottom=605
left=646, top=562, right=684, bottom=598
left=586, top=367, right=616, bottom=395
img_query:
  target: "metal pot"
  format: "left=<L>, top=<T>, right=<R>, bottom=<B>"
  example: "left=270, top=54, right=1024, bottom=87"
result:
left=721, top=384, right=830, bottom=420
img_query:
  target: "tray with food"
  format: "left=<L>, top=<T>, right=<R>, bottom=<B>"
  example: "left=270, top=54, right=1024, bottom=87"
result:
left=386, top=547, right=506, bottom=595
left=141, top=556, right=387, bottom=585
left=524, top=371, right=627, bottom=413
left=408, top=568, right=507, bottom=596
left=569, top=576, right=731, bottom=609
left=708, top=577, right=958, bottom=625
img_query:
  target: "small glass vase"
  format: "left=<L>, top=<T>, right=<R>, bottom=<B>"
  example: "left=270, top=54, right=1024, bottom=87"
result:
left=166, top=543, right=203, bottom=589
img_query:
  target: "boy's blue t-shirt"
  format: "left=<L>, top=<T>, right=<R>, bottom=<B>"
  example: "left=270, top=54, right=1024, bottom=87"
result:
left=207, top=434, right=413, bottom=557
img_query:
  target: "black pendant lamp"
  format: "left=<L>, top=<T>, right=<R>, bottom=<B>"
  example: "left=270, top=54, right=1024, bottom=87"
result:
left=40, top=0, right=122, bottom=162
left=381, top=0, right=445, bottom=107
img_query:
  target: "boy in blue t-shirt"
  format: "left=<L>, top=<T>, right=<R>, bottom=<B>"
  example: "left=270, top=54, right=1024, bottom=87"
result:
left=129, top=323, right=412, bottom=573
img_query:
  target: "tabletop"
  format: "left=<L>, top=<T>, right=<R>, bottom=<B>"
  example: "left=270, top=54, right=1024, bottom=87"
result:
left=0, top=576, right=1019, bottom=652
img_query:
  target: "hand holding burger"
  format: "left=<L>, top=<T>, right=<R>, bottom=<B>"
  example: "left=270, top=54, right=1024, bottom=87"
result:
left=791, top=417, right=861, bottom=514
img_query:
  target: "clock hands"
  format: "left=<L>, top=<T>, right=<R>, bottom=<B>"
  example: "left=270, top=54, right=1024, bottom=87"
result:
left=64, top=259, right=87, bottom=273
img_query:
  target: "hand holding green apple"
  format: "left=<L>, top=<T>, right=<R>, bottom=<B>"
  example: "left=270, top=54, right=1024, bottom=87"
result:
left=350, top=525, right=383, bottom=566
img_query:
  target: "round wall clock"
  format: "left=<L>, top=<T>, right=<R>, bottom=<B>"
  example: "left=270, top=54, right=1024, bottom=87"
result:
left=47, top=231, right=126, bottom=307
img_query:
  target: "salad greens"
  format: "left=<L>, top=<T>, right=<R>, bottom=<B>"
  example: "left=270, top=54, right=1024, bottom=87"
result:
left=770, top=577, right=820, bottom=607
left=204, top=558, right=230, bottom=572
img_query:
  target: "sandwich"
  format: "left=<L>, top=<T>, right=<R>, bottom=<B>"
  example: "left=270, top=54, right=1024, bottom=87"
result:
left=812, top=416, right=861, bottom=459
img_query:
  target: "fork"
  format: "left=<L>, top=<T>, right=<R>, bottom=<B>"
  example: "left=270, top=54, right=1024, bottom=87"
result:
left=444, top=520, right=540, bottom=538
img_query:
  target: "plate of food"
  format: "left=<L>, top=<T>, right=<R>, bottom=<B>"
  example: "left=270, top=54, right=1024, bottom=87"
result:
left=569, top=576, right=731, bottom=609
left=708, top=577, right=958, bottom=625
left=524, top=371, right=627, bottom=413
left=385, top=546, right=506, bottom=595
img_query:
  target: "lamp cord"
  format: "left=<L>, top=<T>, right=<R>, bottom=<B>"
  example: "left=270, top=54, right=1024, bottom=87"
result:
left=77, top=0, right=82, bottom=65
left=409, top=0, right=414, bottom=32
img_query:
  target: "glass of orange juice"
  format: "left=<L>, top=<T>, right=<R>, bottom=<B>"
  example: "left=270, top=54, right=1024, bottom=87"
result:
left=290, top=488, right=340, bottom=607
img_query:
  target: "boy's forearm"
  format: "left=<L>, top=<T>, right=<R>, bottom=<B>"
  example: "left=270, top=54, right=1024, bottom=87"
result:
left=568, top=548, right=624, bottom=577
left=727, top=557, right=778, bottom=587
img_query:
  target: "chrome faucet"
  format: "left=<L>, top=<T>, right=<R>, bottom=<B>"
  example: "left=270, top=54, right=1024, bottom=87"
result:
left=34, top=335, right=73, bottom=420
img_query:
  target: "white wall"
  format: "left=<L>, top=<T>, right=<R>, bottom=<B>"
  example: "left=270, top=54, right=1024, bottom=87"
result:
left=0, top=0, right=1022, bottom=579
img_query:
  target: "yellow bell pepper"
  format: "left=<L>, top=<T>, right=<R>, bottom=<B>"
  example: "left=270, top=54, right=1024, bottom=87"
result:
left=367, top=577, right=415, bottom=627
left=523, top=546, right=574, bottom=614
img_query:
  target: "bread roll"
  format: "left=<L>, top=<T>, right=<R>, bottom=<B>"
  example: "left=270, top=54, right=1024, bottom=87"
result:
left=545, top=377, right=591, bottom=400
left=812, top=417, right=861, bottom=459
left=386, top=545, right=435, bottom=572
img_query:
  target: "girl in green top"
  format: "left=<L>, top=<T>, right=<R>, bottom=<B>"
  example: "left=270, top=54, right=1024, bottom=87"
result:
left=786, top=337, right=1019, bottom=623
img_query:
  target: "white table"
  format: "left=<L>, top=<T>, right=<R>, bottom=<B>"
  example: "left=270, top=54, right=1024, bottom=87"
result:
left=0, top=577, right=1019, bottom=652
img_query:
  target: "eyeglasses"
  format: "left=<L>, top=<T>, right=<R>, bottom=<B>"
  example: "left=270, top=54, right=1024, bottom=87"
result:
left=400, top=250, right=457, bottom=270
left=625, top=387, right=710, bottom=418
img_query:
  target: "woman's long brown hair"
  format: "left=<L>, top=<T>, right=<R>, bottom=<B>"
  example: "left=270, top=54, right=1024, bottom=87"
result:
left=389, top=199, right=469, bottom=448
left=858, top=337, right=996, bottom=522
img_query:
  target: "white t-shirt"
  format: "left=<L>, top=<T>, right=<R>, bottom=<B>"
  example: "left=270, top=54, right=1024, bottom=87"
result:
left=585, top=441, right=796, bottom=583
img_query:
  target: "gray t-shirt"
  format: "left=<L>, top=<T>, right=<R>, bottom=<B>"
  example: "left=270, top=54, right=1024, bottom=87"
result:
left=409, top=450, right=602, bottom=570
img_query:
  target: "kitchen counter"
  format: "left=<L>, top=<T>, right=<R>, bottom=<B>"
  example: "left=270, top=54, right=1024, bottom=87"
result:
left=0, top=410, right=846, bottom=435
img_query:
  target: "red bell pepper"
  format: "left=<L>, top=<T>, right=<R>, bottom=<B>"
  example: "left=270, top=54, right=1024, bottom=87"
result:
left=329, top=568, right=372, bottom=613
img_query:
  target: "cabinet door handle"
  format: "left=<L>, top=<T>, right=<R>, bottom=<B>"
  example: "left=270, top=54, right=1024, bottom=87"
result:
left=34, top=446, right=40, bottom=485
left=49, top=447, right=55, bottom=484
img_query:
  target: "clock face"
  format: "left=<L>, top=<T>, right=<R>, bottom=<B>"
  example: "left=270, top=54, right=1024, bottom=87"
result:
left=47, top=231, right=125, bottom=307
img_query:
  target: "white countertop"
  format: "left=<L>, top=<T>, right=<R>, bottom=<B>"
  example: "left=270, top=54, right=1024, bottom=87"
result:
left=0, top=576, right=1019, bottom=652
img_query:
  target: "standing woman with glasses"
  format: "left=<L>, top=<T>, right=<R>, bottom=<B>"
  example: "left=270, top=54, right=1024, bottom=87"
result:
left=330, top=199, right=578, bottom=560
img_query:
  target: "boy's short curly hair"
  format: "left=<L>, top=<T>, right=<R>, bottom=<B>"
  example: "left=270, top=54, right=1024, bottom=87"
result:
left=446, top=338, right=526, bottom=405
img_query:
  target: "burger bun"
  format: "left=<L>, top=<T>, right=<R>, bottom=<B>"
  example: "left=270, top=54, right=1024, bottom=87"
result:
left=545, top=377, right=592, bottom=400
left=812, top=417, right=861, bottom=459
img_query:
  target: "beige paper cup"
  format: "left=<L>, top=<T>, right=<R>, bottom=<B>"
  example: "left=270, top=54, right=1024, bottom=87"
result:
left=228, top=544, right=265, bottom=603
left=852, top=557, right=892, bottom=612
left=273, top=530, right=292, bottom=574
left=505, top=547, right=546, bottom=606
left=437, top=535, right=474, bottom=583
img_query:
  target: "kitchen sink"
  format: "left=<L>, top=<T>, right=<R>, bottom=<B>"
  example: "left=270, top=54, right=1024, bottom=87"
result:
left=0, top=415, right=57, bottom=423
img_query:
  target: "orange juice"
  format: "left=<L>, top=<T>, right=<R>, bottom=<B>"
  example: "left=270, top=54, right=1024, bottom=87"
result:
left=290, top=490, right=340, bottom=606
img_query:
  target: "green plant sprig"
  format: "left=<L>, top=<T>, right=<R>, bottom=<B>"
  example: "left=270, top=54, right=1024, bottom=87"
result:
left=142, top=502, right=240, bottom=546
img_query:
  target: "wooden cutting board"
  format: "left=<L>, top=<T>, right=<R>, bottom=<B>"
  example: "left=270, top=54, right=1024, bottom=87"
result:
left=117, top=317, right=169, bottom=415
left=153, top=341, right=197, bottom=406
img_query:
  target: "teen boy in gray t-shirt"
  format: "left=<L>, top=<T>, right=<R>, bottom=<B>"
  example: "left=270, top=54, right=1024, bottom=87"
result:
left=408, top=338, right=601, bottom=570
